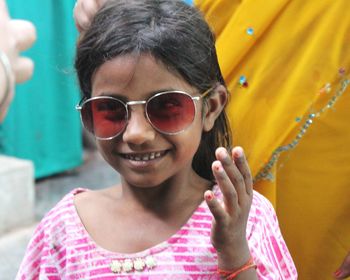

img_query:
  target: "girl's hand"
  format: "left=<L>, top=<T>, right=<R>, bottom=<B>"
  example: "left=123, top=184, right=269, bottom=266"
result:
left=205, top=146, right=254, bottom=271
left=73, top=0, right=106, bottom=32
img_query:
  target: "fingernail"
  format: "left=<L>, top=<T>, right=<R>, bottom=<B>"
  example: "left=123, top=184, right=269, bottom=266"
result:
left=216, top=147, right=228, bottom=160
left=334, top=269, right=342, bottom=278
left=205, top=191, right=214, bottom=201
left=213, top=161, right=223, bottom=172
left=234, top=147, right=243, bottom=158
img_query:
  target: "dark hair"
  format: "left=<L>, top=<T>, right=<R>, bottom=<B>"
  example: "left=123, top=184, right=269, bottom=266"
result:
left=75, top=0, right=232, bottom=181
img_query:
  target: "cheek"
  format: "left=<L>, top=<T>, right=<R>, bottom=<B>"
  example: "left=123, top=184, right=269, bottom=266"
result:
left=175, top=124, right=203, bottom=159
left=96, top=141, right=116, bottom=164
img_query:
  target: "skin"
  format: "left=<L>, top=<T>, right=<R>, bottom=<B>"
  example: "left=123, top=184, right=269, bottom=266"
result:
left=73, top=0, right=106, bottom=32
left=74, top=54, right=257, bottom=278
left=0, top=0, right=36, bottom=121
left=207, top=147, right=254, bottom=273
left=334, top=251, right=350, bottom=279
left=92, top=54, right=210, bottom=188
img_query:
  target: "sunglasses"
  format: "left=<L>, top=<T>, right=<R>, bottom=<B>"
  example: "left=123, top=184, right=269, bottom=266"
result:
left=76, top=88, right=212, bottom=140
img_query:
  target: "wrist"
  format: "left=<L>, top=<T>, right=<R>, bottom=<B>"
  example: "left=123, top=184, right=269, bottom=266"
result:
left=217, top=242, right=251, bottom=271
left=218, top=255, right=257, bottom=280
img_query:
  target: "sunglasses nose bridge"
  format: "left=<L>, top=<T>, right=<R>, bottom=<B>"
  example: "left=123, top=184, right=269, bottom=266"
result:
left=122, top=100, right=157, bottom=144
left=125, top=100, right=148, bottom=119
left=126, top=100, right=147, bottom=106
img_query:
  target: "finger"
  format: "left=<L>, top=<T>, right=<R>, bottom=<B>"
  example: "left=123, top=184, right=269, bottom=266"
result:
left=231, top=147, right=253, bottom=195
left=10, top=20, right=36, bottom=51
left=74, top=0, right=101, bottom=32
left=81, top=0, right=100, bottom=19
left=216, top=147, right=247, bottom=203
left=96, top=0, right=107, bottom=9
left=13, top=57, right=34, bottom=83
left=74, top=9, right=92, bottom=32
left=204, top=190, right=227, bottom=223
left=334, top=252, right=350, bottom=279
left=73, top=0, right=81, bottom=31
left=0, top=0, right=10, bottom=20
left=212, top=160, right=238, bottom=214
left=74, top=19, right=84, bottom=33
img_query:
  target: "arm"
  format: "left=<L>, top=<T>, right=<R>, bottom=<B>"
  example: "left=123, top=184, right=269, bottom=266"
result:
left=0, top=0, right=36, bottom=121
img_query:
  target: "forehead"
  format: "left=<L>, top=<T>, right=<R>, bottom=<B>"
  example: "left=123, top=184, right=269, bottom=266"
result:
left=91, top=54, right=192, bottom=98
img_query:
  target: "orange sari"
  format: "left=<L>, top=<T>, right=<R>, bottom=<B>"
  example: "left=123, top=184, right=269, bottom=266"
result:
left=195, top=0, right=350, bottom=279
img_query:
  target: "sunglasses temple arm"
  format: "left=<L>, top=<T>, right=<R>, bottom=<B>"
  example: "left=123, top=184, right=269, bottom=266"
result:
left=201, top=86, right=214, bottom=98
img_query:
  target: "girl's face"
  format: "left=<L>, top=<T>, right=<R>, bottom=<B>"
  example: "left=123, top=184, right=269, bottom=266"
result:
left=91, top=54, right=207, bottom=188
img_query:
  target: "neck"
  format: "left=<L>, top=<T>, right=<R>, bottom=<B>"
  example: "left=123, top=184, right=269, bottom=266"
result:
left=119, top=171, right=212, bottom=216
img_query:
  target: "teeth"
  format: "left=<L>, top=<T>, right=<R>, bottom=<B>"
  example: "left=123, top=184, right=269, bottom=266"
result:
left=124, top=152, right=164, bottom=161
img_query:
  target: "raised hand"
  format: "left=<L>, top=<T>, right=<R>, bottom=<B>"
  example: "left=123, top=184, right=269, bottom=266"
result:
left=205, top=146, right=256, bottom=275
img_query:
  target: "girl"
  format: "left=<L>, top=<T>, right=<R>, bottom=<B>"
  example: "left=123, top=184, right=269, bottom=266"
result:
left=17, top=1, right=297, bottom=279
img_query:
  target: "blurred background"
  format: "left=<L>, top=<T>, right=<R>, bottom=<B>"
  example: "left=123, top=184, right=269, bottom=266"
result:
left=0, top=1, right=119, bottom=279
left=0, top=1, right=82, bottom=178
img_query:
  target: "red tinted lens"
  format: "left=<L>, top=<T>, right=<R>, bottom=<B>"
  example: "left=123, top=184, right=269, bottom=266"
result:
left=147, top=92, right=195, bottom=133
left=81, top=98, right=127, bottom=138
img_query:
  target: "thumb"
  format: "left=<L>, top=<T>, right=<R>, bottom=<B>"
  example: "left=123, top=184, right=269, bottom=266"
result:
left=334, top=251, right=350, bottom=279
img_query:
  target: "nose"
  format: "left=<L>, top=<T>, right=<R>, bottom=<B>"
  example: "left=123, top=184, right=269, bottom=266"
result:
left=122, top=106, right=156, bottom=145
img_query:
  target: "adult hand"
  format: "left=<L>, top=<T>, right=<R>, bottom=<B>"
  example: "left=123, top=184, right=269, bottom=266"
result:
left=205, top=146, right=256, bottom=277
left=335, top=251, right=350, bottom=279
left=0, top=0, right=36, bottom=120
left=73, top=0, right=106, bottom=32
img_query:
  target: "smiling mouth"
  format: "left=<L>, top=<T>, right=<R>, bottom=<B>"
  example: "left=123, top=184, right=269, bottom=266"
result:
left=121, top=151, right=167, bottom=161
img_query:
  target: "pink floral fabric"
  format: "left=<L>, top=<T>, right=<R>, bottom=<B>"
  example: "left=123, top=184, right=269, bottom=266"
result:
left=16, top=188, right=297, bottom=279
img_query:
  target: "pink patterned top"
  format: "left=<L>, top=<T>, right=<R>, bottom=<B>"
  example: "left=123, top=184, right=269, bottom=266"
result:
left=16, top=188, right=297, bottom=279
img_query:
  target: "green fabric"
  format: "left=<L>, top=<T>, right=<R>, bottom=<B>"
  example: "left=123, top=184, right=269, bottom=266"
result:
left=0, top=0, right=83, bottom=178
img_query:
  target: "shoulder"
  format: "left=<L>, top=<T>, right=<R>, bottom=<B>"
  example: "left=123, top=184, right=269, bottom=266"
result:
left=34, top=188, right=89, bottom=241
left=38, top=188, right=94, bottom=251
left=74, top=185, right=118, bottom=205
left=43, top=188, right=88, bottom=224
left=28, top=187, right=98, bottom=250
left=16, top=188, right=90, bottom=277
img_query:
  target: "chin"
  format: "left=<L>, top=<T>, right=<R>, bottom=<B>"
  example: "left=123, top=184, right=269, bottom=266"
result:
left=122, top=175, right=166, bottom=189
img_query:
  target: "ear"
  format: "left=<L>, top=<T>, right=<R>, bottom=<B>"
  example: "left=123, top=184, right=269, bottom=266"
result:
left=202, top=84, right=228, bottom=132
